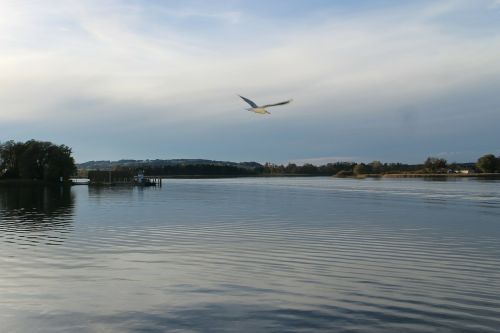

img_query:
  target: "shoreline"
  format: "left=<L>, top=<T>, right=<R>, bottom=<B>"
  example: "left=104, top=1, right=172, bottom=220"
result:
left=380, top=173, right=500, bottom=178
left=0, top=179, right=72, bottom=186
left=2, top=173, right=500, bottom=186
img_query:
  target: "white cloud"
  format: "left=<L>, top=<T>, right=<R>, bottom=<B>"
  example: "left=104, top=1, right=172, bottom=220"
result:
left=164, top=8, right=242, bottom=24
left=0, top=0, right=499, bottom=156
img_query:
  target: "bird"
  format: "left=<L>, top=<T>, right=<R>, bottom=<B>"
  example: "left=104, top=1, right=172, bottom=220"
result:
left=238, top=95, right=292, bottom=114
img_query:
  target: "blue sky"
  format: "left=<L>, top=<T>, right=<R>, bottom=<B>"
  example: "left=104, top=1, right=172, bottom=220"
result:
left=1, top=0, right=499, bottom=164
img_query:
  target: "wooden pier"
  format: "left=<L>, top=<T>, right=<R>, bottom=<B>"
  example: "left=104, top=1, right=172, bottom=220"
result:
left=85, top=171, right=163, bottom=186
left=140, top=176, right=162, bottom=187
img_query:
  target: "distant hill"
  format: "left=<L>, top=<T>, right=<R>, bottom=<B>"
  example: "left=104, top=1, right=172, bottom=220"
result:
left=77, top=159, right=263, bottom=170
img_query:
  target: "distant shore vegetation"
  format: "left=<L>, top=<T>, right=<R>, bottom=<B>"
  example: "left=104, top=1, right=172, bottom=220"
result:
left=79, top=154, right=500, bottom=182
left=2, top=139, right=498, bottom=183
left=0, top=140, right=76, bottom=183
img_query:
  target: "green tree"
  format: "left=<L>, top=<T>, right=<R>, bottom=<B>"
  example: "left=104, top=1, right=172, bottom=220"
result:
left=0, top=140, right=25, bottom=178
left=370, top=160, right=383, bottom=174
left=18, top=140, right=52, bottom=179
left=45, top=144, right=77, bottom=180
left=476, top=154, right=498, bottom=173
left=424, top=157, right=447, bottom=173
left=300, top=163, right=318, bottom=174
left=0, top=140, right=76, bottom=181
left=285, top=163, right=297, bottom=174
left=353, top=163, right=367, bottom=175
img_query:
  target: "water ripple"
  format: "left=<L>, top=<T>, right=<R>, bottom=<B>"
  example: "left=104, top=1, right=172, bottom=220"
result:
left=1, top=178, right=500, bottom=332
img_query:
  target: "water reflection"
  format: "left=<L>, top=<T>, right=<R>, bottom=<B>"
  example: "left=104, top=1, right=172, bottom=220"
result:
left=1, top=178, right=500, bottom=332
left=87, top=185, right=138, bottom=201
left=0, top=185, right=74, bottom=244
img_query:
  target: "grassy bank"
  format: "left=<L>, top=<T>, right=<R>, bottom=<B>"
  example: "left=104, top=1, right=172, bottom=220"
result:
left=380, top=173, right=500, bottom=178
left=333, top=173, right=500, bottom=179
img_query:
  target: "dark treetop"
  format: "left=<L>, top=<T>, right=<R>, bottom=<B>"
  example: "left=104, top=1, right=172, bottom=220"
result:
left=0, top=140, right=76, bottom=182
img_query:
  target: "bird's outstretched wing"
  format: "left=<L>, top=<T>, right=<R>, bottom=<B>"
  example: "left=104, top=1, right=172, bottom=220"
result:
left=238, top=95, right=258, bottom=108
left=262, top=99, right=293, bottom=108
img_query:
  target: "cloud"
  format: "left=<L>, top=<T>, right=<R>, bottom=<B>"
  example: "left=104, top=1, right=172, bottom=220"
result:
left=0, top=1, right=499, bottom=162
left=165, top=8, right=242, bottom=24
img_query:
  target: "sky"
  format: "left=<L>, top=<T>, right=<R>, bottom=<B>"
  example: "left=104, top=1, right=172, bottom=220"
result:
left=1, top=0, right=499, bottom=164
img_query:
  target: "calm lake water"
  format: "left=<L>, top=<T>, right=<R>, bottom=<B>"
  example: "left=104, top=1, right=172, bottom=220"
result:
left=1, top=177, right=500, bottom=332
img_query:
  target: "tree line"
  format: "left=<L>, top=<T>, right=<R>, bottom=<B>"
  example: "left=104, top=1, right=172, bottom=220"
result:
left=348, top=154, right=499, bottom=176
left=0, top=140, right=76, bottom=182
left=3, top=139, right=496, bottom=181
left=84, top=153, right=500, bottom=180
left=87, top=154, right=500, bottom=182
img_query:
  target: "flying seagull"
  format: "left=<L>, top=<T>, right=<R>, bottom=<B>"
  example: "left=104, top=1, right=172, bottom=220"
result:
left=238, top=95, right=292, bottom=114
